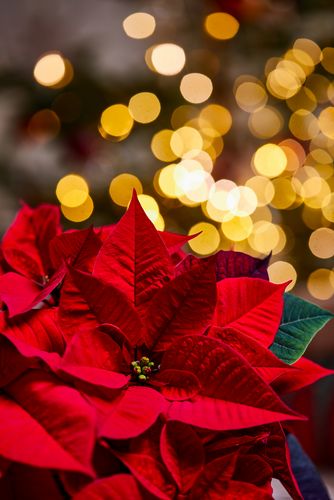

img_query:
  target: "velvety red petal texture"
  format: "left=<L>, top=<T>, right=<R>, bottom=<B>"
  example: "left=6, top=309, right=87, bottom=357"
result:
left=2, top=204, right=61, bottom=281
left=50, top=227, right=101, bottom=271
left=162, top=336, right=299, bottom=420
left=59, top=268, right=143, bottom=345
left=167, top=396, right=302, bottom=431
left=3, top=371, right=96, bottom=476
left=144, top=259, right=216, bottom=351
left=114, top=451, right=176, bottom=500
left=73, top=474, right=144, bottom=500
left=99, top=386, right=167, bottom=439
left=93, top=192, right=174, bottom=311
left=273, top=356, right=334, bottom=394
left=214, top=277, right=286, bottom=346
left=160, top=421, right=204, bottom=493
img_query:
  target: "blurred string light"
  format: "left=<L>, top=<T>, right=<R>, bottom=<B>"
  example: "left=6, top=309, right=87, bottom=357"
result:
left=188, top=222, right=220, bottom=254
left=33, top=52, right=73, bottom=88
left=147, top=43, right=186, bottom=75
left=204, top=12, right=239, bottom=40
left=56, top=174, right=93, bottom=222
left=27, top=109, right=60, bottom=143
left=122, top=12, right=156, bottom=39
left=109, top=173, right=143, bottom=207
left=180, top=73, right=213, bottom=104
left=307, top=269, right=334, bottom=300
left=128, top=92, right=161, bottom=123
left=100, top=104, right=134, bottom=140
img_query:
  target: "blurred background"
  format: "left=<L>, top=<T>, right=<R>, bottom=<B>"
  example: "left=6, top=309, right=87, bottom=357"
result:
left=1, top=0, right=334, bottom=472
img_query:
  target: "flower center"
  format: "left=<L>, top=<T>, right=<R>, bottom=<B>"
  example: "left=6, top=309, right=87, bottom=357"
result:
left=130, top=356, right=155, bottom=383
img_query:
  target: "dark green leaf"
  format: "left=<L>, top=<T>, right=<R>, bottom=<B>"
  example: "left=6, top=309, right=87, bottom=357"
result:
left=270, top=294, right=334, bottom=364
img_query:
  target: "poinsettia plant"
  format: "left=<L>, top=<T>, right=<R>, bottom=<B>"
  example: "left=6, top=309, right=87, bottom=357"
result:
left=0, top=192, right=332, bottom=499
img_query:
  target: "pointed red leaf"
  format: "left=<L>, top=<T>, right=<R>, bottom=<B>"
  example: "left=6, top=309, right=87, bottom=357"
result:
left=62, top=328, right=125, bottom=372
left=144, top=259, right=217, bottom=351
left=260, top=424, right=302, bottom=499
left=93, top=192, right=174, bottom=310
left=59, top=268, right=143, bottom=345
left=214, top=277, right=286, bottom=347
left=162, top=336, right=299, bottom=419
left=0, top=265, right=66, bottom=317
left=273, top=356, right=334, bottom=394
left=73, top=474, right=144, bottom=500
left=50, top=227, right=101, bottom=271
left=114, top=452, right=175, bottom=500
left=153, top=369, right=200, bottom=401
left=99, top=386, right=167, bottom=439
left=2, top=371, right=96, bottom=476
left=215, top=250, right=270, bottom=281
left=159, top=230, right=197, bottom=252
left=160, top=421, right=204, bottom=493
left=210, top=326, right=294, bottom=384
left=2, top=204, right=61, bottom=280
left=2, top=308, right=65, bottom=358
left=167, top=395, right=302, bottom=432
left=189, top=454, right=239, bottom=498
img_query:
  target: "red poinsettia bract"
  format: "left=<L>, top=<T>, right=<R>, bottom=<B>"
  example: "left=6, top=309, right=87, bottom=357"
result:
left=0, top=192, right=332, bottom=499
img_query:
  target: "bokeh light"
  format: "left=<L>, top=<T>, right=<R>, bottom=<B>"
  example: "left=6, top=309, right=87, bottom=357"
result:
left=235, top=81, right=268, bottom=112
left=180, top=73, right=213, bottom=104
left=33, top=53, right=67, bottom=87
left=307, top=268, right=334, bottom=300
left=109, top=174, right=143, bottom=207
left=100, top=104, right=134, bottom=138
left=188, top=222, right=220, bottom=255
left=253, top=144, right=287, bottom=177
left=204, top=12, right=239, bottom=40
left=309, top=228, right=334, bottom=258
left=128, top=92, right=161, bottom=123
left=56, top=175, right=89, bottom=208
left=61, top=195, right=94, bottom=222
left=150, top=43, right=186, bottom=75
left=151, top=129, right=177, bottom=162
left=122, top=12, right=156, bottom=39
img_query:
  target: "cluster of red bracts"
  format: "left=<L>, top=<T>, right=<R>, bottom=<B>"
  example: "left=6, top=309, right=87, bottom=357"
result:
left=0, top=193, right=332, bottom=499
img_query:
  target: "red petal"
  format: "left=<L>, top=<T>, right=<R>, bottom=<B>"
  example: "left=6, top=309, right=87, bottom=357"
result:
left=214, top=277, right=286, bottom=347
left=160, top=421, right=204, bottom=493
left=50, top=227, right=101, bottom=271
left=2, top=308, right=65, bottom=359
left=0, top=265, right=66, bottom=317
left=0, top=377, right=94, bottom=474
left=62, top=328, right=125, bottom=372
left=114, top=452, right=175, bottom=500
left=2, top=204, right=61, bottom=280
left=59, top=268, right=143, bottom=345
left=189, top=453, right=238, bottom=498
left=215, top=250, right=270, bottom=281
left=162, top=336, right=299, bottom=418
left=261, top=423, right=302, bottom=499
left=273, top=356, right=334, bottom=394
left=153, top=369, right=200, bottom=401
left=99, top=386, right=167, bottom=439
left=1, top=372, right=96, bottom=475
left=73, top=474, right=144, bottom=500
left=144, top=259, right=216, bottom=352
left=93, top=192, right=174, bottom=311
left=59, top=364, right=129, bottom=395
left=167, top=396, right=302, bottom=431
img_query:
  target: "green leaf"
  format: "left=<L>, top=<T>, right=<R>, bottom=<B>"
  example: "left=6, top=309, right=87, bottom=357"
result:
left=270, top=293, right=334, bottom=364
